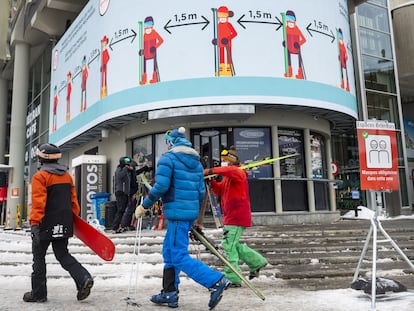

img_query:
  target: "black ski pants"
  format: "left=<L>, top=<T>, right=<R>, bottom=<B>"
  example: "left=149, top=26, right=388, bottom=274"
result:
left=31, top=237, right=91, bottom=299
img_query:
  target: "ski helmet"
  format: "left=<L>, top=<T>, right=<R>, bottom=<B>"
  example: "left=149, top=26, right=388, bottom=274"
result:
left=221, top=146, right=239, bottom=164
left=286, top=10, right=296, bottom=21
left=36, top=143, right=62, bottom=162
left=119, top=156, right=131, bottom=166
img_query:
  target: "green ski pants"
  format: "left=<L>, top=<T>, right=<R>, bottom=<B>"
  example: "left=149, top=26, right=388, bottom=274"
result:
left=221, top=225, right=267, bottom=284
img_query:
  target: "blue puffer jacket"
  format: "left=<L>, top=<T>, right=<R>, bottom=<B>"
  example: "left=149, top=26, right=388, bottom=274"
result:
left=142, top=139, right=205, bottom=221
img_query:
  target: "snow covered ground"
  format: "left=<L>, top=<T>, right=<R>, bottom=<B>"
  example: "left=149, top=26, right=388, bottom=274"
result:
left=1, top=208, right=414, bottom=311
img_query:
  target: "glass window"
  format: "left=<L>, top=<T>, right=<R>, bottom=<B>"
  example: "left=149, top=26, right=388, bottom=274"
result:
left=366, top=91, right=400, bottom=128
left=40, top=87, right=50, bottom=135
left=357, top=3, right=389, bottom=33
left=368, top=0, right=386, bottom=7
left=399, top=168, right=409, bottom=207
left=42, top=47, right=52, bottom=89
left=32, top=60, right=42, bottom=98
left=278, top=128, right=304, bottom=178
left=359, top=28, right=392, bottom=59
left=310, top=133, right=326, bottom=179
left=132, top=135, right=153, bottom=169
left=233, top=128, right=272, bottom=179
left=362, top=55, right=396, bottom=93
left=155, top=133, right=168, bottom=165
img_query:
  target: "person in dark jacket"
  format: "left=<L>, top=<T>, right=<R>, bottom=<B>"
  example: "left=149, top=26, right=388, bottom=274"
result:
left=23, top=143, right=93, bottom=303
left=116, top=160, right=151, bottom=233
left=111, top=156, right=132, bottom=232
left=205, top=146, right=267, bottom=287
left=135, top=127, right=229, bottom=310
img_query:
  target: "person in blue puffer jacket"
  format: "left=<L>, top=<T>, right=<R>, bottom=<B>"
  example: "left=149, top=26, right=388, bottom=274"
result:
left=135, top=127, right=229, bottom=310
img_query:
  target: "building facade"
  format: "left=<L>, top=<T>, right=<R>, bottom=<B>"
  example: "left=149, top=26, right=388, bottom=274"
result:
left=0, top=0, right=412, bottom=229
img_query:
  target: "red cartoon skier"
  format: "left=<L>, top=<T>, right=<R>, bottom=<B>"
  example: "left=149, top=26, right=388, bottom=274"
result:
left=81, top=55, right=88, bottom=112
left=337, top=28, right=350, bottom=91
left=212, top=6, right=237, bottom=76
left=282, top=10, right=306, bottom=79
left=66, top=71, right=72, bottom=122
left=139, top=16, right=164, bottom=85
left=101, top=35, right=110, bottom=98
left=52, top=85, right=58, bottom=132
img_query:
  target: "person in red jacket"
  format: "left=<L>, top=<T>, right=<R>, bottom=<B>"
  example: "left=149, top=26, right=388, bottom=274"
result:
left=204, top=146, right=267, bottom=287
left=101, top=35, right=110, bottom=98
left=212, top=6, right=237, bottom=76
left=23, top=143, right=93, bottom=303
left=282, top=10, right=306, bottom=79
left=139, top=16, right=164, bottom=85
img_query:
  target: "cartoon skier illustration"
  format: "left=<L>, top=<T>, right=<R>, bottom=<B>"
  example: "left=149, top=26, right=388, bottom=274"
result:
left=281, top=10, right=306, bottom=79
left=101, top=35, right=110, bottom=98
left=81, top=55, right=88, bottom=112
left=139, top=16, right=164, bottom=85
left=52, top=85, right=58, bottom=132
left=337, top=28, right=350, bottom=92
left=212, top=6, right=237, bottom=76
left=66, top=71, right=72, bottom=122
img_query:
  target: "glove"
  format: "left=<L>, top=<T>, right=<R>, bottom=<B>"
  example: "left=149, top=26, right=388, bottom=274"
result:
left=189, top=223, right=203, bottom=241
left=203, top=168, right=214, bottom=176
left=294, top=42, right=300, bottom=49
left=135, top=204, right=147, bottom=219
left=221, top=37, right=229, bottom=45
left=31, top=225, right=40, bottom=246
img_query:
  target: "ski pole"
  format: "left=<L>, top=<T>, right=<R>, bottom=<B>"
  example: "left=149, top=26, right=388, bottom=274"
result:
left=125, top=211, right=143, bottom=307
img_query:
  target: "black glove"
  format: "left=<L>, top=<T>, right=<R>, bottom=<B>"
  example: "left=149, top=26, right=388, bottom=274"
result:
left=31, top=225, right=40, bottom=246
left=189, top=223, right=203, bottom=241
left=294, top=42, right=300, bottom=49
left=221, top=37, right=229, bottom=45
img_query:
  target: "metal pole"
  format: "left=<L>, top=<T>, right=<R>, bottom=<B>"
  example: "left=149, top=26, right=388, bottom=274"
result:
left=370, top=216, right=377, bottom=309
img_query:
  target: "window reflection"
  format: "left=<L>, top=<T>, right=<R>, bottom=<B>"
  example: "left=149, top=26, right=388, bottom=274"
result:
left=366, top=91, right=400, bottom=128
left=357, top=3, right=389, bottom=33
left=359, top=28, right=392, bottom=59
left=363, top=55, right=396, bottom=93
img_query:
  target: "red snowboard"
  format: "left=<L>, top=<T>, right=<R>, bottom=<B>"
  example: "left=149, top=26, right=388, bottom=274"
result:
left=73, top=214, right=115, bottom=261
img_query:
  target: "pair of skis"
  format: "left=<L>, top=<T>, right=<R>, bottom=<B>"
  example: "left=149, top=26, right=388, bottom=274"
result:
left=190, top=226, right=265, bottom=301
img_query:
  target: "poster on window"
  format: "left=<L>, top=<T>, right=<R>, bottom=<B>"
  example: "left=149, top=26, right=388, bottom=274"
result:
left=234, top=128, right=272, bottom=179
left=404, top=118, right=414, bottom=161
left=310, top=133, right=324, bottom=179
left=278, top=128, right=303, bottom=177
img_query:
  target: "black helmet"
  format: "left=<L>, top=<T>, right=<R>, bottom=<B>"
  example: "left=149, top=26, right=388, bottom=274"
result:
left=36, top=143, right=62, bottom=162
left=119, top=156, right=131, bottom=166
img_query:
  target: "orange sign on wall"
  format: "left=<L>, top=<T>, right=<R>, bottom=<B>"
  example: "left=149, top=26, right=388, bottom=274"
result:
left=357, top=120, right=399, bottom=191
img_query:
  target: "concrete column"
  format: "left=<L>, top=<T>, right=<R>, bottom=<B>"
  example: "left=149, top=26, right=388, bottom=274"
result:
left=304, top=129, right=316, bottom=213
left=6, top=42, right=30, bottom=229
left=0, top=78, right=7, bottom=164
left=272, top=126, right=283, bottom=214
left=325, top=137, right=336, bottom=212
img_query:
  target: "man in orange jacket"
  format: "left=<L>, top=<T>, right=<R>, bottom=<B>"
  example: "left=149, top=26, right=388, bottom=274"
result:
left=204, top=146, right=267, bottom=287
left=23, top=143, right=93, bottom=303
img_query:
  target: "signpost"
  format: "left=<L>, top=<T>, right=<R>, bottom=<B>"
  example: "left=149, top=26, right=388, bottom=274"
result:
left=353, top=120, right=414, bottom=309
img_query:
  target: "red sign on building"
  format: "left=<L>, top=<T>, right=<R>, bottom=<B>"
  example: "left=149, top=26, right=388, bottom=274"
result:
left=357, top=120, right=399, bottom=191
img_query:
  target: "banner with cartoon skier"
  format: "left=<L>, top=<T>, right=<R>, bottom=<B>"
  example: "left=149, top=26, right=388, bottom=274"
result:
left=50, top=0, right=356, bottom=146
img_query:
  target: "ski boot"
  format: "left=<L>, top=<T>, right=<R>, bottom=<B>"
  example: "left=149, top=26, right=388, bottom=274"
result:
left=23, top=292, right=47, bottom=303
left=296, top=67, right=304, bottom=79
left=150, top=291, right=178, bottom=308
left=139, top=72, right=147, bottom=85
left=249, top=262, right=267, bottom=280
left=284, top=65, right=293, bottom=78
left=150, top=71, right=158, bottom=84
left=208, top=276, right=230, bottom=310
left=77, top=276, right=94, bottom=301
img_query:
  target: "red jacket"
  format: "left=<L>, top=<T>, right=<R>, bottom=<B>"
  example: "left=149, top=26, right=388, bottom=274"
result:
left=207, top=165, right=251, bottom=227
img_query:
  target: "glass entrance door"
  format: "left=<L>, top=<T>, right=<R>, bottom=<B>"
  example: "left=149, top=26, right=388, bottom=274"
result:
left=191, top=128, right=228, bottom=168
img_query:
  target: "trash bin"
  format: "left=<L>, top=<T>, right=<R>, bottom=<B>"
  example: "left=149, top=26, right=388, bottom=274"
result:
left=90, top=193, right=111, bottom=226
left=104, top=201, right=117, bottom=229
